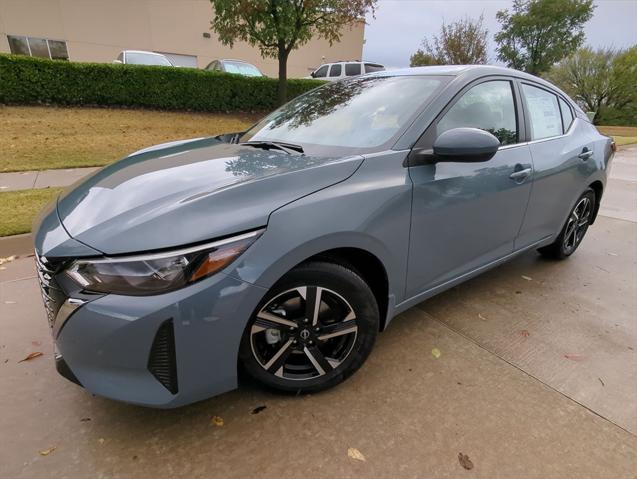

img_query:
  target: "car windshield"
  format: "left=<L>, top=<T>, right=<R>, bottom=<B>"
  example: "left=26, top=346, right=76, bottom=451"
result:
left=126, top=52, right=172, bottom=66
left=224, top=61, right=262, bottom=76
left=240, top=76, right=448, bottom=153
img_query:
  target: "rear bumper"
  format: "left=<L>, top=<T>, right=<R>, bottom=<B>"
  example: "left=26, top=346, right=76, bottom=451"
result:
left=55, top=272, right=266, bottom=408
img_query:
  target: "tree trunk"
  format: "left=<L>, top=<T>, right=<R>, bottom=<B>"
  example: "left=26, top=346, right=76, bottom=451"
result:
left=277, top=48, right=289, bottom=106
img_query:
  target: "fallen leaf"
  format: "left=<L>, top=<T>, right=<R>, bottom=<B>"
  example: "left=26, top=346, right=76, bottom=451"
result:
left=520, top=330, right=530, bottom=338
left=598, top=377, right=605, bottom=387
left=19, top=352, right=43, bottom=363
left=478, top=313, right=487, bottom=321
left=347, top=447, right=366, bottom=462
left=0, top=255, right=16, bottom=265
left=521, top=275, right=533, bottom=281
left=211, top=416, right=224, bottom=427
left=39, top=446, right=56, bottom=456
left=458, top=452, right=474, bottom=470
left=98, top=438, right=105, bottom=444
left=251, top=405, right=267, bottom=415
left=80, top=417, right=91, bottom=422
left=564, top=354, right=586, bottom=362
left=607, top=252, right=618, bottom=256
left=431, top=348, right=441, bottom=359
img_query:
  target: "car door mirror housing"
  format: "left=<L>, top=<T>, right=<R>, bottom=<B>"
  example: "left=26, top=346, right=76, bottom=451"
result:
left=432, top=128, right=500, bottom=163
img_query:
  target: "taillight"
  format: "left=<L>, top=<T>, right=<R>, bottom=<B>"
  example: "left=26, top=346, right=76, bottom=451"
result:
left=611, top=140, right=617, bottom=154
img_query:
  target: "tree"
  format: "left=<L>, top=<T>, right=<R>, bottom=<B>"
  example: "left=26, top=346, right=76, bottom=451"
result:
left=546, top=46, right=637, bottom=124
left=495, top=0, right=595, bottom=75
left=410, top=15, right=488, bottom=67
left=209, top=0, right=377, bottom=105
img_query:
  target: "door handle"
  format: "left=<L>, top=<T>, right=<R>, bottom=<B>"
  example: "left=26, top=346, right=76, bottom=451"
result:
left=578, top=148, right=593, bottom=160
left=509, top=167, right=532, bottom=181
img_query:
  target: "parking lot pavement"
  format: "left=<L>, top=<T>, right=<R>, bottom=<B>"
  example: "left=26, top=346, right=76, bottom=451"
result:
left=0, top=146, right=636, bottom=478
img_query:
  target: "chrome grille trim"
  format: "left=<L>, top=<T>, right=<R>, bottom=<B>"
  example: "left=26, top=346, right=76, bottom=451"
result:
left=34, top=252, right=68, bottom=331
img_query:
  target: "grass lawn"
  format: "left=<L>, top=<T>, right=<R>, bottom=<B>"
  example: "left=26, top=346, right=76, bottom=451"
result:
left=0, top=187, right=63, bottom=236
left=0, top=106, right=260, bottom=173
left=597, top=126, right=637, bottom=147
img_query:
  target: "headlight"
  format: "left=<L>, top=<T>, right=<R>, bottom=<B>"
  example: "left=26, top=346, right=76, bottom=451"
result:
left=65, top=229, right=263, bottom=295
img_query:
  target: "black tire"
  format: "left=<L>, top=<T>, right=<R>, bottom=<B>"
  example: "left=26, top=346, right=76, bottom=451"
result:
left=239, top=261, right=379, bottom=394
left=538, top=188, right=596, bottom=260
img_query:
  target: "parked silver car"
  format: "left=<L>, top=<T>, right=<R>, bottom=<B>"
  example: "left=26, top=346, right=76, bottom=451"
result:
left=34, top=65, right=614, bottom=408
left=308, top=60, right=385, bottom=80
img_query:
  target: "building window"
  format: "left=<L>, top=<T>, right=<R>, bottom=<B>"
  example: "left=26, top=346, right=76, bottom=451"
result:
left=7, top=35, right=69, bottom=60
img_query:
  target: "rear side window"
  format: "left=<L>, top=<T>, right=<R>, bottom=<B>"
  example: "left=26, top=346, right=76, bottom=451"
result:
left=559, top=98, right=574, bottom=132
left=437, top=80, right=518, bottom=145
left=345, top=63, right=362, bottom=76
left=364, top=63, right=384, bottom=73
left=521, top=84, right=562, bottom=140
left=313, top=65, right=328, bottom=78
left=329, top=64, right=342, bottom=77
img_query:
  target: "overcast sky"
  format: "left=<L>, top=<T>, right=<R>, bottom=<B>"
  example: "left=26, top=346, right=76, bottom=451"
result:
left=363, top=0, right=637, bottom=68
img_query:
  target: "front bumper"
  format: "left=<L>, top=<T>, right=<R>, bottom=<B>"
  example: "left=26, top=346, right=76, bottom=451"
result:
left=53, top=272, right=266, bottom=408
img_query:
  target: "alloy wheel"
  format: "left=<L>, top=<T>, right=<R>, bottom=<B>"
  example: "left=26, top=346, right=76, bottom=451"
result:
left=250, top=286, right=358, bottom=380
left=562, top=196, right=592, bottom=255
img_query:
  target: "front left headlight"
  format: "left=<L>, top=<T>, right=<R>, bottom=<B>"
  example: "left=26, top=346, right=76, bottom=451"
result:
left=65, top=229, right=263, bottom=296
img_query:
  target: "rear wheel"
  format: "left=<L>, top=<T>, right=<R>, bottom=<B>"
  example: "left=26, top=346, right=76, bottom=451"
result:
left=538, top=188, right=596, bottom=259
left=239, top=261, right=379, bottom=394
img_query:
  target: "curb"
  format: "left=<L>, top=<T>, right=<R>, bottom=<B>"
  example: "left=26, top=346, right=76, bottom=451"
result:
left=0, top=233, right=33, bottom=258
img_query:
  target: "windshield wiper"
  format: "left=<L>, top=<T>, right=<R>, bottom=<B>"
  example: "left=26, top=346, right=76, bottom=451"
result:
left=241, top=140, right=304, bottom=155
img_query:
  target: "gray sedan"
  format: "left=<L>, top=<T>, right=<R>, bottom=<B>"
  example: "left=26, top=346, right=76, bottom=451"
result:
left=34, top=65, right=614, bottom=407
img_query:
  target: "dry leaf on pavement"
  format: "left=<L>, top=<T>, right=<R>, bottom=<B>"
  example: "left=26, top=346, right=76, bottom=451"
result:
left=19, top=352, right=43, bottom=362
left=478, top=313, right=487, bottom=321
left=521, top=275, right=533, bottom=281
left=251, top=405, right=267, bottom=415
left=520, top=330, right=530, bottom=338
left=431, top=348, right=441, bottom=359
left=39, top=447, right=56, bottom=456
left=0, top=255, right=17, bottom=265
left=211, top=416, right=224, bottom=427
left=458, top=452, right=474, bottom=470
left=347, top=447, right=366, bottom=462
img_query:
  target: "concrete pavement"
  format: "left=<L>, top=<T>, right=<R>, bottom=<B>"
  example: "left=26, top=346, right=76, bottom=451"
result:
left=0, top=146, right=636, bottom=478
left=0, top=167, right=100, bottom=192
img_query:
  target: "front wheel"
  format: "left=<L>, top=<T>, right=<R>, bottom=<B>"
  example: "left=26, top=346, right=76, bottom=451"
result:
left=538, top=188, right=596, bottom=259
left=239, top=261, right=379, bottom=394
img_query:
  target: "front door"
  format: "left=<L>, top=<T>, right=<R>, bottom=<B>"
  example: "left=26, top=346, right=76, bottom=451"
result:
left=406, top=78, right=533, bottom=298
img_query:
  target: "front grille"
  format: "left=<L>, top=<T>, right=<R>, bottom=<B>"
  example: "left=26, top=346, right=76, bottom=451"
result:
left=35, top=254, right=68, bottom=330
left=148, top=320, right=178, bottom=394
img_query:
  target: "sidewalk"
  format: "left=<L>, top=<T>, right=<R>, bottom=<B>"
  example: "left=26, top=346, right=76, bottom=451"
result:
left=0, top=167, right=99, bottom=192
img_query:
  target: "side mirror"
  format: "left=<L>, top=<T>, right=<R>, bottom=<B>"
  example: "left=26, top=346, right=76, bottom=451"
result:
left=310, top=71, right=316, bottom=78
left=112, top=59, right=123, bottom=64
left=432, top=127, right=500, bottom=163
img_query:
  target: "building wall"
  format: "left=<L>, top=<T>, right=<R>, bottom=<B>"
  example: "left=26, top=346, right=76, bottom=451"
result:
left=0, top=0, right=365, bottom=77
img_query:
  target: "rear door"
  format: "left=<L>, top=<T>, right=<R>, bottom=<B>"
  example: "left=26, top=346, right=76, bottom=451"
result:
left=406, top=77, right=534, bottom=298
left=514, top=82, right=597, bottom=248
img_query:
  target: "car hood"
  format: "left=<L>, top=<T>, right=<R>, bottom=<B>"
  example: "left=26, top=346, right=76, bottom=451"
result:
left=57, top=137, right=362, bottom=255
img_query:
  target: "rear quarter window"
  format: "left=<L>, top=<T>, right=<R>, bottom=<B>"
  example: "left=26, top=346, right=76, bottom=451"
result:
left=521, top=84, right=563, bottom=140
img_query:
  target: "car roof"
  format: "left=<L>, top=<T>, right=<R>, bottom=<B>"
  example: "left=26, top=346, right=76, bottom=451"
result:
left=370, top=65, right=585, bottom=115
left=122, top=50, right=166, bottom=56
left=219, top=59, right=257, bottom=64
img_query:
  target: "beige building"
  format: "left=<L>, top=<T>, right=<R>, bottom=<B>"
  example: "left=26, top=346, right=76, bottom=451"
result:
left=0, top=0, right=365, bottom=77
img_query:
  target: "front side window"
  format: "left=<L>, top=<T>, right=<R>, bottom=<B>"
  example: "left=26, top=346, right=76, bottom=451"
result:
left=329, top=64, right=342, bottom=77
left=559, top=97, right=574, bottom=132
left=313, top=65, right=328, bottom=78
left=522, top=84, right=562, bottom=140
left=240, top=75, right=448, bottom=153
left=364, top=63, right=384, bottom=73
left=437, top=80, right=518, bottom=145
left=126, top=52, right=172, bottom=66
left=345, top=63, right=362, bottom=76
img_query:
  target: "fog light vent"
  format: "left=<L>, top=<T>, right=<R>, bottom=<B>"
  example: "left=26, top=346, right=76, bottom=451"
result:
left=148, top=320, right=178, bottom=394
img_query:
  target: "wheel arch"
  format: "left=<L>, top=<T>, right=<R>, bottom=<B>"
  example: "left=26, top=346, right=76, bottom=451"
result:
left=588, top=180, right=603, bottom=225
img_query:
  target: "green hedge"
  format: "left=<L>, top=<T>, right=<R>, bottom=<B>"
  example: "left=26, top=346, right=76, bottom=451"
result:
left=0, top=54, right=324, bottom=112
